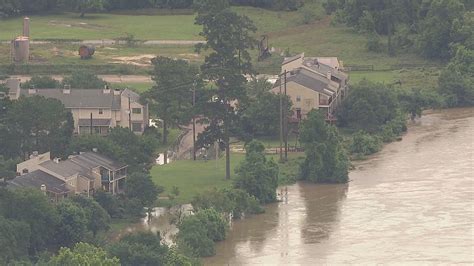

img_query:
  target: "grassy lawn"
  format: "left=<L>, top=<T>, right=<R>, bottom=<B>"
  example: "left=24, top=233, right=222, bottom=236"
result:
left=0, top=13, right=201, bottom=40
left=150, top=152, right=303, bottom=205
left=150, top=154, right=244, bottom=205
left=111, top=82, right=152, bottom=93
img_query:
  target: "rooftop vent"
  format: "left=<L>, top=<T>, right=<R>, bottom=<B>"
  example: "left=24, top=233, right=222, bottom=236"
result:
left=113, top=89, right=121, bottom=96
left=103, top=85, right=111, bottom=94
left=53, top=157, right=61, bottom=164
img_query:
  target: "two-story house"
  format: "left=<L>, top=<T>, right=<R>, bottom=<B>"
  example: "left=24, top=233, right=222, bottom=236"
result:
left=274, top=53, right=349, bottom=120
left=9, top=151, right=127, bottom=201
left=4, top=79, right=149, bottom=135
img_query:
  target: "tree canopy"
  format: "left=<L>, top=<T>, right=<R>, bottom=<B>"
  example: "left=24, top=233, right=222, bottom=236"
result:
left=300, top=110, right=349, bottom=183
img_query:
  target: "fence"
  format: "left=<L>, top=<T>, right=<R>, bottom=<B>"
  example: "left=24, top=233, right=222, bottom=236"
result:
left=345, top=63, right=441, bottom=72
left=0, top=64, right=151, bottom=75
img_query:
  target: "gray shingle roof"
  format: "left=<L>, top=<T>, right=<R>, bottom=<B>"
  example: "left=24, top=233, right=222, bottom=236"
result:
left=41, top=159, right=93, bottom=179
left=282, top=53, right=304, bottom=65
left=8, top=170, right=70, bottom=194
left=70, top=152, right=127, bottom=171
left=274, top=68, right=336, bottom=96
left=20, top=89, right=122, bottom=110
left=303, top=59, right=348, bottom=82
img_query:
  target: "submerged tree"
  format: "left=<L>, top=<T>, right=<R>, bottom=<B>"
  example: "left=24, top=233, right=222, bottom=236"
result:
left=300, top=111, right=349, bottom=183
left=194, top=0, right=257, bottom=179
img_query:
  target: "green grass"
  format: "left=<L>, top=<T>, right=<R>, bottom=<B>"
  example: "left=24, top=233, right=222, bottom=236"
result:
left=0, top=3, right=443, bottom=88
left=150, top=154, right=244, bottom=204
left=0, top=13, right=201, bottom=40
left=150, top=152, right=303, bottom=205
left=111, top=82, right=152, bottom=93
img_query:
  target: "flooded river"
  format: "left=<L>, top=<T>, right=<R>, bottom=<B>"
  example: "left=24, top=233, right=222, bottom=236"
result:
left=203, top=108, right=474, bottom=265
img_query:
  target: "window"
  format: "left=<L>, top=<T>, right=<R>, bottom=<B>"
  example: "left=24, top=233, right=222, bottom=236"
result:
left=296, top=96, right=301, bottom=102
left=132, top=122, right=142, bottom=132
left=132, top=108, right=141, bottom=114
left=99, top=109, right=103, bottom=114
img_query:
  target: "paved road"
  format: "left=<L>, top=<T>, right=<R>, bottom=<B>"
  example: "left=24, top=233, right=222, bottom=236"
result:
left=9, top=75, right=152, bottom=83
left=176, top=121, right=206, bottom=160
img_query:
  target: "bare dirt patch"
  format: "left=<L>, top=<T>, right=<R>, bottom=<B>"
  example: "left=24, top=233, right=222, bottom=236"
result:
left=111, top=54, right=155, bottom=66
left=48, top=20, right=107, bottom=30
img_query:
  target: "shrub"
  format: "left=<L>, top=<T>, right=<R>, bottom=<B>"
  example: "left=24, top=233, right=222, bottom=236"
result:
left=349, top=131, right=381, bottom=156
left=366, top=33, right=382, bottom=52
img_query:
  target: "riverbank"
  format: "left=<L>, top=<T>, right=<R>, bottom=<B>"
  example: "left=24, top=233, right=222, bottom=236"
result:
left=204, top=107, right=474, bottom=264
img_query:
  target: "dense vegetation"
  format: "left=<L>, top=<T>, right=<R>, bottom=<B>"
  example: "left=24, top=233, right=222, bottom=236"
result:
left=324, top=0, right=473, bottom=60
left=300, top=110, right=350, bottom=183
left=0, top=0, right=304, bottom=17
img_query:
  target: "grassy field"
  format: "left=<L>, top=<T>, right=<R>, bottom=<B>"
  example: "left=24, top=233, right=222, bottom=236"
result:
left=150, top=152, right=303, bottom=205
left=0, top=3, right=442, bottom=87
left=0, top=13, right=201, bottom=40
left=111, top=82, right=152, bottom=93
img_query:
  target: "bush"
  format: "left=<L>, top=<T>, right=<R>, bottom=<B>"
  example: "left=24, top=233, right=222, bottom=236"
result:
left=22, top=76, right=60, bottom=89
left=177, top=208, right=227, bottom=257
left=366, top=33, right=382, bottom=52
left=349, top=131, right=381, bottom=156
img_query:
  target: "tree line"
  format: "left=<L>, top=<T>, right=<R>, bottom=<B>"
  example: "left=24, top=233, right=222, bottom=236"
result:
left=0, top=0, right=303, bottom=17
left=324, top=0, right=473, bottom=60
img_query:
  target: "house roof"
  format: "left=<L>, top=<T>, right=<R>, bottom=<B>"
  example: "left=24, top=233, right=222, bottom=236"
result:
left=282, top=53, right=304, bottom=65
left=8, top=170, right=70, bottom=194
left=303, top=58, right=348, bottom=81
left=274, top=68, right=336, bottom=96
left=41, top=159, right=94, bottom=180
left=78, top=119, right=111, bottom=127
left=121, top=88, right=141, bottom=103
left=69, top=152, right=127, bottom=171
left=20, top=88, right=122, bottom=110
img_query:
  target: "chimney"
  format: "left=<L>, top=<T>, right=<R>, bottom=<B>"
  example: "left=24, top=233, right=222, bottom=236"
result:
left=327, top=71, right=332, bottom=80
left=113, top=89, right=121, bottom=96
left=339, top=60, right=344, bottom=69
left=103, top=85, right=111, bottom=94
left=23, top=17, right=30, bottom=37
left=28, top=86, right=36, bottom=94
left=63, top=84, right=71, bottom=94
left=40, top=184, right=47, bottom=195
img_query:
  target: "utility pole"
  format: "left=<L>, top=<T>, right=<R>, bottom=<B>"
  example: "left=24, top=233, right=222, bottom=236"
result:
left=128, top=95, right=132, bottom=130
left=284, top=70, right=288, bottom=162
left=279, top=73, right=283, bottom=162
left=90, top=112, right=93, bottom=135
left=192, top=80, right=196, bottom=161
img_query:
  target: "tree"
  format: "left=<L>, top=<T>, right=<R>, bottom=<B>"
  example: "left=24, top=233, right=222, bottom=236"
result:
left=0, top=188, right=59, bottom=255
left=62, top=70, right=107, bottom=88
left=438, top=45, right=474, bottom=106
left=108, top=232, right=170, bottom=266
left=94, top=190, right=123, bottom=218
left=176, top=208, right=227, bottom=257
left=194, top=0, right=257, bottom=179
left=300, top=111, right=349, bottom=183
left=70, top=196, right=110, bottom=237
left=145, top=56, right=199, bottom=164
left=416, top=0, right=466, bottom=59
left=0, top=216, right=30, bottom=264
left=336, top=80, right=399, bottom=132
left=55, top=200, right=88, bottom=248
left=62, top=0, right=104, bottom=18
left=125, top=172, right=162, bottom=206
left=234, top=140, right=279, bottom=204
left=240, top=79, right=292, bottom=138
left=44, top=242, right=119, bottom=266
left=3, top=96, right=73, bottom=159
left=22, top=75, right=60, bottom=89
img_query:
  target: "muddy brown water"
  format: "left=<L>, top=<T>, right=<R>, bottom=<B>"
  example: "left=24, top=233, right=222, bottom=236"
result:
left=118, top=108, right=473, bottom=264
left=204, top=108, right=474, bottom=265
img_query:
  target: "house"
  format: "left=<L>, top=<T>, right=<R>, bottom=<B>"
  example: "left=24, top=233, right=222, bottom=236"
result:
left=9, top=150, right=127, bottom=201
left=274, top=53, right=349, bottom=120
left=4, top=79, right=149, bottom=135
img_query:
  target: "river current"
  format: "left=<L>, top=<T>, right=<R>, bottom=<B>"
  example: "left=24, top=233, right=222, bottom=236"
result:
left=203, top=108, right=474, bottom=265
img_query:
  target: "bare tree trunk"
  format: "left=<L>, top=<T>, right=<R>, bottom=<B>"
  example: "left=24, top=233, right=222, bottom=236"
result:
left=225, top=138, right=230, bottom=180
